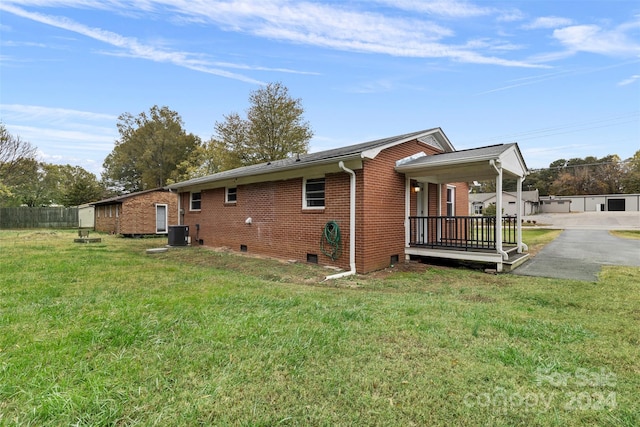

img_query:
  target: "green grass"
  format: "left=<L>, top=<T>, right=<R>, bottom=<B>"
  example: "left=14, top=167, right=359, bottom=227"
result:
left=0, top=229, right=638, bottom=426
left=611, top=230, right=640, bottom=240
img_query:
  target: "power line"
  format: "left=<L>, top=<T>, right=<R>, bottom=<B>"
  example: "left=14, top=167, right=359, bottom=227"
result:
left=467, top=111, right=639, bottom=144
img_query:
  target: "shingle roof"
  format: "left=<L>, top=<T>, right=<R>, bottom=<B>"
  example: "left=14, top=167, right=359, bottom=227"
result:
left=168, top=128, right=446, bottom=189
left=90, top=187, right=169, bottom=206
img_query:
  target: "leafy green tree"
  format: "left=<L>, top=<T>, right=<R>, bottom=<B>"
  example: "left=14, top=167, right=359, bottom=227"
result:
left=45, top=164, right=105, bottom=206
left=622, top=150, right=640, bottom=193
left=211, top=82, right=313, bottom=169
left=102, top=105, right=202, bottom=192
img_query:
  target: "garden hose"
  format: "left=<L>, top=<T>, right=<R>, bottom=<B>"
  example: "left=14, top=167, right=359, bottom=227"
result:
left=320, top=220, right=342, bottom=260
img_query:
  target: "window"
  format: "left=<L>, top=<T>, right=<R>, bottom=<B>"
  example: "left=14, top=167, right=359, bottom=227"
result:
left=190, top=192, right=201, bottom=210
left=473, top=204, right=483, bottom=215
left=226, top=187, right=237, bottom=203
left=156, top=204, right=168, bottom=233
left=446, top=186, right=455, bottom=216
left=304, top=178, right=325, bottom=208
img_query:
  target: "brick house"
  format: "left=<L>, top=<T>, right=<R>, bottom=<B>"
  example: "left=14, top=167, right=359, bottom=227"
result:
left=168, top=128, right=529, bottom=275
left=91, top=188, right=178, bottom=236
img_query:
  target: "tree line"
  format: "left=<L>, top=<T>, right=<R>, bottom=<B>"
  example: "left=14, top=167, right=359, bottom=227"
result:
left=2, top=80, right=638, bottom=207
left=0, top=82, right=313, bottom=207
left=475, top=153, right=640, bottom=195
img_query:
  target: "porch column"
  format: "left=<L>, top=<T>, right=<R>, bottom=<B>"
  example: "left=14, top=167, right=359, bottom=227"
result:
left=516, top=177, right=523, bottom=253
left=437, top=183, right=442, bottom=241
left=495, top=169, right=503, bottom=257
left=404, top=176, right=411, bottom=254
left=491, top=160, right=508, bottom=266
left=516, top=176, right=528, bottom=253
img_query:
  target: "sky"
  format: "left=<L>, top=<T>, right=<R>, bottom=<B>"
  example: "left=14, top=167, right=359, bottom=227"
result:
left=1, top=0, right=639, bottom=177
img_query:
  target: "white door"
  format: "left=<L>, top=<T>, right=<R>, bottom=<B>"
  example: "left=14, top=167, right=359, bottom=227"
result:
left=416, top=184, right=428, bottom=244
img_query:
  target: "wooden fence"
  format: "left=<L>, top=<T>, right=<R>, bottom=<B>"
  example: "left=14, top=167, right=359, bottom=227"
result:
left=0, top=207, right=79, bottom=229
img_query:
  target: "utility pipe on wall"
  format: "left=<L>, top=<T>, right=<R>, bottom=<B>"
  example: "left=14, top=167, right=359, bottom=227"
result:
left=324, top=161, right=357, bottom=280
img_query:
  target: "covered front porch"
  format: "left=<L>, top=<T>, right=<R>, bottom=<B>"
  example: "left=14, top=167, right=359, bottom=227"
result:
left=396, top=143, right=530, bottom=272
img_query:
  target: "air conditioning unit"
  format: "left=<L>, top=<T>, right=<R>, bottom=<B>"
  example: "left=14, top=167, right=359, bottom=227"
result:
left=168, top=225, right=189, bottom=246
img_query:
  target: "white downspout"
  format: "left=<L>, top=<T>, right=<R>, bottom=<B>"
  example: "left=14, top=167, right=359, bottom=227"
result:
left=490, top=160, right=509, bottom=268
left=324, top=161, right=357, bottom=280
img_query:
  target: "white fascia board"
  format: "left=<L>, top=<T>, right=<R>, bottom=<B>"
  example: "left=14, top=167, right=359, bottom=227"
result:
left=396, top=153, right=498, bottom=172
left=361, top=129, right=449, bottom=160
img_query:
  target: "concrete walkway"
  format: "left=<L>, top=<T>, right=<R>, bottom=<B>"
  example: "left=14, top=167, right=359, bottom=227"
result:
left=513, top=212, right=640, bottom=282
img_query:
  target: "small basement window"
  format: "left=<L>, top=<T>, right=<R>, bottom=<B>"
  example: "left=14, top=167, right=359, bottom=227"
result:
left=304, top=178, right=325, bottom=209
left=307, top=253, right=318, bottom=264
left=226, top=187, right=237, bottom=203
left=190, top=192, right=201, bottom=211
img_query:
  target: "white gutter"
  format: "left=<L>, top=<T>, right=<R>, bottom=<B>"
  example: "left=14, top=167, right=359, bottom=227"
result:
left=490, top=159, right=509, bottom=265
left=325, top=161, right=357, bottom=280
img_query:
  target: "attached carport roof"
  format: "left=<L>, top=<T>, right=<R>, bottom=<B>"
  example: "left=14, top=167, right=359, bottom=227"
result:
left=396, top=143, right=528, bottom=183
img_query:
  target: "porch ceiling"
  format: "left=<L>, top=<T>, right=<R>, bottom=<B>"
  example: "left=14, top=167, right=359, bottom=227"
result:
left=396, top=143, right=528, bottom=183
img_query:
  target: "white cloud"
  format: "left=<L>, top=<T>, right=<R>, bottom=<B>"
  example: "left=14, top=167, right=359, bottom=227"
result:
left=1, top=0, right=545, bottom=68
left=618, top=74, right=640, bottom=86
left=523, top=16, right=573, bottom=30
left=1, top=104, right=116, bottom=123
left=372, top=0, right=495, bottom=18
left=553, top=23, right=640, bottom=57
left=0, top=3, right=267, bottom=84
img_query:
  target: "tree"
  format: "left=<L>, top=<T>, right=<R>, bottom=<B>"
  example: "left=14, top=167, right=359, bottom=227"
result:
left=622, top=150, right=640, bottom=193
left=102, top=105, right=202, bottom=193
left=45, top=164, right=105, bottom=206
left=212, top=82, right=313, bottom=169
left=0, top=123, right=38, bottom=203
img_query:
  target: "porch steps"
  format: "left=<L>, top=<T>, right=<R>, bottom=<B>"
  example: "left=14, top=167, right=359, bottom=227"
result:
left=502, top=252, right=530, bottom=272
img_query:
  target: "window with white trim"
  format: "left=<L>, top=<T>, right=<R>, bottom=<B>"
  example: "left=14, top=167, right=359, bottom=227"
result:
left=226, top=187, right=237, bottom=203
left=446, top=186, right=455, bottom=217
left=190, top=192, right=201, bottom=211
left=304, top=178, right=325, bottom=209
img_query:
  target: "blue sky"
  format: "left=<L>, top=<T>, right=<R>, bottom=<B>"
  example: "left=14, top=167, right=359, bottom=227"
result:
left=1, top=0, right=639, bottom=177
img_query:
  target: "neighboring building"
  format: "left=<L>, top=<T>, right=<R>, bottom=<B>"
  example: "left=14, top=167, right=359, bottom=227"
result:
left=540, top=194, right=640, bottom=212
left=91, top=188, right=178, bottom=236
left=168, top=129, right=529, bottom=274
left=539, top=196, right=572, bottom=213
left=469, top=190, right=539, bottom=216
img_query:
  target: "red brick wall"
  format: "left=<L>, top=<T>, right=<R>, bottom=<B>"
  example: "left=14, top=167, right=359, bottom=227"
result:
left=182, top=173, right=352, bottom=271
left=94, top=191, right=178, bottom=235
left=358, top=141, right=443, bottom=273
left=181, top=140, right=470, bottom=274
left=94, top=204, right=120, bottom=234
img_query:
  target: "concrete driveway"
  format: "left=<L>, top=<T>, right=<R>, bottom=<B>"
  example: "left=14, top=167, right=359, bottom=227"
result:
left=513, top=212, right=640, bottom=282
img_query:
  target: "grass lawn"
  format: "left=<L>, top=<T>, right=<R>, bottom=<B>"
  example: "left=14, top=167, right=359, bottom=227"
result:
left=0, top=229, right=638, bottom=426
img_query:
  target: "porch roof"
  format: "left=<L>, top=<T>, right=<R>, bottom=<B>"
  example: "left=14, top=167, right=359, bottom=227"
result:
left=395, top=143, right=528, bottom=183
